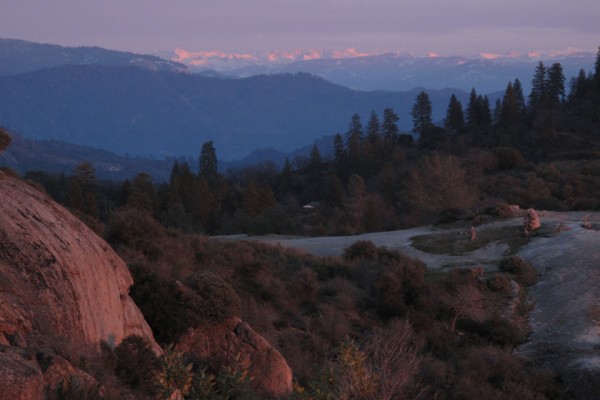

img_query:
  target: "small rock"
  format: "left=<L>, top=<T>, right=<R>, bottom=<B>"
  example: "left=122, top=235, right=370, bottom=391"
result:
left=524, top=208, right=541, bottom=236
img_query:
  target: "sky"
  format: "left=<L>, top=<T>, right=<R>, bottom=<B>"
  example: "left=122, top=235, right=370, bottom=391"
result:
left=1, top=0, right=599, bottom=56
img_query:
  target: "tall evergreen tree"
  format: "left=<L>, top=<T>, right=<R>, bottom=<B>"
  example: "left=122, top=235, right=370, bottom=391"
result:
left=493, top=98, right=502, bottom=126
left=347, top=113, right=363, bottom=141
left=382, top=107, right=400, bottom=145
left=570, top=68, right=589, bottom=99
left=500, top=82, right=520, bottom=128
left=513, top=78, right=526, bottom=114
left=529, top=61, right=547, bottom=109
left=481, top=95, right=492, bottom=127
left=366, top=110, right=381, bottom=144
left=466, top=88, right=480, bottom=127
left=199, top=141, right=218, bottom=181
left=333, top=133, right=346, bottom=163
left=410, top=91, right=433, bottom=135
left=346, top=114, right=363, bottom=168
left=308, top=144, right=322, bottom=173
left=546, top=62, right=566, bottom=103
left=444, top=94, right=465, bottom=133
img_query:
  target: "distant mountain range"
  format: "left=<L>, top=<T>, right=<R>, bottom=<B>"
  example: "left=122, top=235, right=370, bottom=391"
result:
left=0, top=62, right=471, bottom=160
left=0, top=38, right=594, bottom=176
left=0, top=38, right=189, bottom=76
left=169, top=47, right=597, bottom=93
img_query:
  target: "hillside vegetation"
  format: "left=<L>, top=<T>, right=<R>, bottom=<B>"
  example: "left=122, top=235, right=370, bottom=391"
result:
left=0, top=47, right=599, bottom=399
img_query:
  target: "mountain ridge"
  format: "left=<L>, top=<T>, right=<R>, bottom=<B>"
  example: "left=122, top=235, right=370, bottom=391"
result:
left=0, top=64, right=470, bottom=160
left=0, top=37, right=189, bottom=76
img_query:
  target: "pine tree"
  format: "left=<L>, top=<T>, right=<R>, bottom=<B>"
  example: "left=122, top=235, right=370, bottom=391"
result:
left=444, top=94, right=465, bottom=133
left=382, top=108, right=400, bottom=146
left=308, top=144, right=322, bottom=176
left=500, top=82, right=520, bottom=128
left=199, top=141, right=218, bottom=181
left=346, top=114, right=363, bottom=168
left=546, top=62, right=566, bottom=104
left=410, top=91, right=433, bottom=135
left=333, top=133, right=346, bottom=163
left=481, top=95, right=492, bottom=127
left=513, top=78, right=526, bottom=114
left=347, top=113, right=364, bottom=141
left=366, top=110, right=381, bottom=144
left=529, top=61, right=547, bottom=109
left=466, top=88, right=480, bottom=127
left=493, top=98, right=502, bottom=126
left=570, top=68, right=589, bottom=99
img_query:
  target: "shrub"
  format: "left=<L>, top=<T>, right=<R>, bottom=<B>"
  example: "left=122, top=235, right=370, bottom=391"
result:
left=185, top=272, right=242, bottom=322
left=114, top=335, right=159, bottom=395
left=372, top=255, right=427, bottom=318
left=343, top=240, right=379, bottom=261
left=129, top=265, right=192, bottom=344
left=493, top=147, right=524, bottom=170
left=158, top=345, right=193, bottom=400
left=403, top=153, right=477, bottom=215
left=498, top=256, right=537, bottom=286
left=105, top=207, right=165, bottom=259
left=487, top=273, right=513, bottom=294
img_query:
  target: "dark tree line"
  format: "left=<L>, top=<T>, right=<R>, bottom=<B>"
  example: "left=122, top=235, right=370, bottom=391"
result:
left=13, top=47, right=600, bottom=236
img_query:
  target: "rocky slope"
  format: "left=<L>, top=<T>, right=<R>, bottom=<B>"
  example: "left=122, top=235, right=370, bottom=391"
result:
left=0, top=171, right=294, bottom=398
left=517, top=218, right=600, bottom=399
left=177, top=316, right=293, bottom=397
left=0, top=171, right=158, bottom=397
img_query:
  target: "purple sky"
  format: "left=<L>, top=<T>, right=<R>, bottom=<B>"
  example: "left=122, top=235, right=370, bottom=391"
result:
left=1, top=0, right=599, bottom=56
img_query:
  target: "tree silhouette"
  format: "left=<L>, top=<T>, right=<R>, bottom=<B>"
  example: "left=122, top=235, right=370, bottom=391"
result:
left=0, top=128, right=11, bottom=152
left=546, top=62, right=566, bottom=104
left=199, top=141, right=218, bottom=181
left=410, top=91, right=432, bottom=135
left=444, top=94, right=465, bottom=133
left=382, top=107, right=400, bottom=146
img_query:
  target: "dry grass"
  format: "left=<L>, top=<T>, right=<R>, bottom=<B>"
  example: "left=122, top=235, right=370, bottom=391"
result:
left=410, top=225, right=533, bottom=256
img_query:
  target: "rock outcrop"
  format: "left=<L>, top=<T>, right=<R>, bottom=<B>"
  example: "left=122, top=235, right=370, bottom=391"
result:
left=177, top=316, right=293, bottom=398
left=523, top=208, right=541, bottom=235
left=0, top=174, right=157, bottom=348
left=0, top=173, right=159, bottom=397
left=0, top=346, right=45, bottom=400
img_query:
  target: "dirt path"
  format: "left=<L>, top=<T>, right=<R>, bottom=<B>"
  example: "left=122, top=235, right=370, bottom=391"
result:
left=215, top=217, right=523, bottom=269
